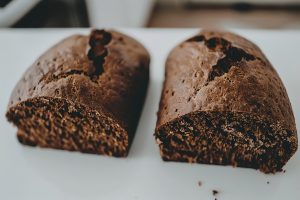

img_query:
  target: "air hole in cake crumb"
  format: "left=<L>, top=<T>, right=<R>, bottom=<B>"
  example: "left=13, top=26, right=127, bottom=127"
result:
left=33, top=86, right=36, bottom=90
left=24, top=101, right=33, bottom=106
left=175, top=109, right=178, bottom=112
left=55, top=89, right=60, bottom=95
left=164, top=106, right=167, bottom=110
left=182, top=79, right=185, bottom=83
left=53, top=58, right=57, bottom=62
left=171, top=91, right=175, bottom=96
left=37, top=61, right=40, bottom=66
left=187, top=97, right=191, bottom=102
left=166, top=90, right=169, bottom=94
left=18, top=97, right=21, bottom=101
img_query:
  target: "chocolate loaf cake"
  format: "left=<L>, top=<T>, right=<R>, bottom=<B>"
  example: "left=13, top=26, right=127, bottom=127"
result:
left=6, top=29, right=149, bottom=157
left=155, top=30, right=298, bottom=173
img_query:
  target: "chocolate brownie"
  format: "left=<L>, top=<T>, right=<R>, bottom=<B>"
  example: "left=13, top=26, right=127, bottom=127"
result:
left=6, top=29, right=150, bottom=157
left=155, top=30, right=297, bottom=173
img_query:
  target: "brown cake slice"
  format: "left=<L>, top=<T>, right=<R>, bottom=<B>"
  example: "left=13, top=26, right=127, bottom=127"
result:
left=6, top=29, right=150, bottom=157
left=155, top=30, right=298, bottom=173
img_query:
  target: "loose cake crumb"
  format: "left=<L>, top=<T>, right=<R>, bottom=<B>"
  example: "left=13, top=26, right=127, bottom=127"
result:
left=198, top=181, right=202, bottom=187
left=267, top=181, right=270, bottom=184
left=212, top=190, right=219, bottom=196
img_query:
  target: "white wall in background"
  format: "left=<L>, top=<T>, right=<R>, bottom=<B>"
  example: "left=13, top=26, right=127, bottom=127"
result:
left=159, top=0, right=300, bottom=5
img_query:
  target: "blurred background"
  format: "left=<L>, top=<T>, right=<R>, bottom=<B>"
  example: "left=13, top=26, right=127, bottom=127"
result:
left=0, top=0, right=300, bottom=29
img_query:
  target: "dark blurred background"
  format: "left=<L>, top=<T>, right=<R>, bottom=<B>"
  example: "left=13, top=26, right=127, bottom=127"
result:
left=1, top=0, right=300, bottom=29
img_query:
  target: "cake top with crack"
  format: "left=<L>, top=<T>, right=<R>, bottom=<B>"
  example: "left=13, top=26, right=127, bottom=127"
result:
left=8, top=29, right=150, bottom=132
left=156, top=30, right=295, bottom=132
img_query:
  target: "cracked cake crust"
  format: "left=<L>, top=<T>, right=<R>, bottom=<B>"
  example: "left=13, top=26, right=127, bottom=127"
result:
left=155, top=30, right=297, bottom=173
left=6, top=29, right=150, bottom=157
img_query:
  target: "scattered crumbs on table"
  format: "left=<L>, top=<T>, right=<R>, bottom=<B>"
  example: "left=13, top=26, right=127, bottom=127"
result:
left=198, top=181, right=202, bottom=187
left=212, top=190, right=219, bottom=196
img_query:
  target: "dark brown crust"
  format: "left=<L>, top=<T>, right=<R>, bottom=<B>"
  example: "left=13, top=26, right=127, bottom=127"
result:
left=155, top=30, right=298, bottom=173
left=6, top=29, right=150, bottom=157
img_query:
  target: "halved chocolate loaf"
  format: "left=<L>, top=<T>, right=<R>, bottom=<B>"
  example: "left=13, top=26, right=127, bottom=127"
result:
left=6, top=29, right=149, bottom=157
left=155, top=30, right=298, bottom=173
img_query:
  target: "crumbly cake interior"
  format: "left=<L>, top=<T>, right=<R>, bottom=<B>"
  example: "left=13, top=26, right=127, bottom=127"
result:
left=6, top=97, right=128, bottom=157
left=155, top=111, right=297, bottom=173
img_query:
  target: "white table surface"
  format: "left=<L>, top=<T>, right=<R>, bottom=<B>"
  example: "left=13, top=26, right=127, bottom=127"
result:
left=0, top=28, right=299, bottom=200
